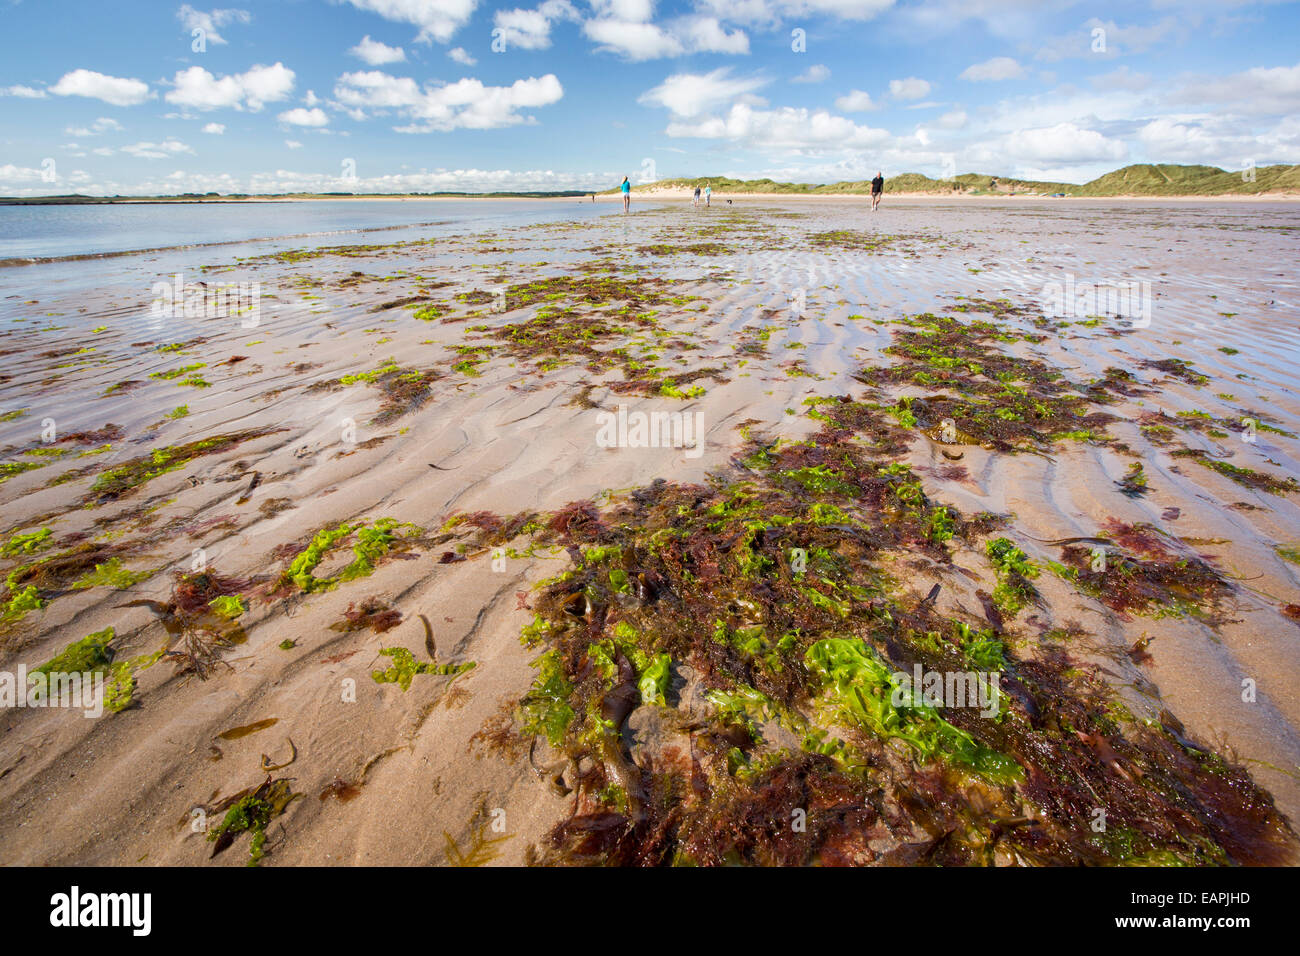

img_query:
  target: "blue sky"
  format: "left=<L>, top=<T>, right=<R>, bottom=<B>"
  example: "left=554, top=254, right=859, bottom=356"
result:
left=1, top=0, right=1298, bottom=195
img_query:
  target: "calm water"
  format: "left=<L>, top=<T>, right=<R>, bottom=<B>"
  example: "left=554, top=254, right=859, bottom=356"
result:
left=0, top=198, right=612, bottom=263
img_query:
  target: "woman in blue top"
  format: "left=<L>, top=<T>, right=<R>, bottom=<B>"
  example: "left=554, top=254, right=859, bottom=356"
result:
left=621, top=176, right=631, bottom=213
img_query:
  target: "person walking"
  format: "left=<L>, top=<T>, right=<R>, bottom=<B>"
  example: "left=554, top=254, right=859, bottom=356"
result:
left=704, top=184, right=712, bottom=207
left=693, top=185, right=701, bottom=208
left=871, top=171, right=884, bottom=211
left=621, top=176, right=631, bottom=212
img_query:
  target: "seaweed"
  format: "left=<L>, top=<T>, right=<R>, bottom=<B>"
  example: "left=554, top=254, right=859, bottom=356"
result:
left=371, top=646, right=475, bottom=690
left=448, top=395, right=1293, bottom=866
left=206, top=776, right=299, bottom=865
left=83, top=428, right=278, bottom=503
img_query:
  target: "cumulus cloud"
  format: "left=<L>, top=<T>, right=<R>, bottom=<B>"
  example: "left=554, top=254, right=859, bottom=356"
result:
left=202, top=122, right=226, bottom=134
left=638, top=68, right=768, bottom=118
left=177, top=5, right=251, bottom=45
left=1, top=85, right=47, bottom=98
left=349, top=35, right=407, bottom=64
left=333, top=70, right=564, bottom=131
left=584, top=13, right=748, bottom=60
left=665, top=102, right=891, bottom=151
left=341, top=0, right=478, bottom=44
left=1003, top=122, right=1128, bottom=163
left=165, top=63, right=296, bottom=111
left=448, top=47, right=477, bottom=65
left=279, top=106, right=330, bottom=126
left=834, top=89, right=876, bottom=112
left=1174, top=62, right=1300, bottom=116
left=960, top=57, right=1025, bottom=81
left=50, top=70, right=152, bottom=106
left=493, top=1, right=579, bottom=50
left=792, top=64, right=830, bottom=83
left=888, top=77, right=931, bottom=100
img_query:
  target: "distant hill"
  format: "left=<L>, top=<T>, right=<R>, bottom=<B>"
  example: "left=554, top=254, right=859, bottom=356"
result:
left=608, top=164, right=1300, bottom=197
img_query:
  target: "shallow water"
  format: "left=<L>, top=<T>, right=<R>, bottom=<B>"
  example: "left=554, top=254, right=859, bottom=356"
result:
left=0, top=197, right=614, bottom=264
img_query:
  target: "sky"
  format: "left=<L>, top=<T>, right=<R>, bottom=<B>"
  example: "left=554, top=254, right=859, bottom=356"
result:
left=1, top=0, right=1298, bottom=195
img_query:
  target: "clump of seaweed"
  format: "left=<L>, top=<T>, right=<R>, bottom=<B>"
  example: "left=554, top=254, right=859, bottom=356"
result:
left=317, top=361, right=442, bottom=424
left=1049, top=520, right=1234, bottom=619
left=331, top=596, right=402, bottom=633
left=205, top=776, right=299, bottom=865
left=1171, top=448, right=1299, bottom=496
left=853, top=312, right=1118, bottom=453
left=82, top=428, right=279, bottom=504
left=371, top=646, right=475, bottom=690
left=447, top=397, right=1293, bottom=866
left=807, top=231, right=914, bottom=252
left=274, top=518, right=418, bottom=595
left=123, top=568, right=258, bottom=678
left=1116, top=461, right=1149, bottom=497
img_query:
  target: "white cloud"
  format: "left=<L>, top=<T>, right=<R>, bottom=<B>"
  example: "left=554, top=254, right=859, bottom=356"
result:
left=448, top=47, right=477, bottom=65
left=279, top=107, right=330, bottom=127
left=1, top=85, right=47, bottom=98
left=202, top=122, right=226, bottom=134
left=960, top=57, right=1025, bottom=81
left=121, top=139, right=195, bottom=160
left=665, top=102, right=891, bottom=151
left=349, top=35, right=407, bottom=64
left=334, top=70, right=564, bottom=131
left=341, top=0, right=478, bottom=44
left=64, top=117, right=123, bottom=137
left=50, top=70, right=152, bottom=106
left=165, top=63, right=296, bottom=111
left=935, top=109, right=967, bottom=129
left=584, top=14, right=748, bottom=60
left=177, top=5, right=251, bottom=45
left=285, top=140, right=304, bottom=149
left=493, top=1, right=578, bottom=50
left=889, top=77, right=931, bottom=100
left=639, top=68, right=768, bottom=118
left=1174, top=62, right=1300, bottom=116
left=1004, top=122, right=1128, bottom=163
left=834, top=89, right=876, bottom=112
left=694, top=0, right=894, bottom=25
left=792, top=64, right=830, bottom=84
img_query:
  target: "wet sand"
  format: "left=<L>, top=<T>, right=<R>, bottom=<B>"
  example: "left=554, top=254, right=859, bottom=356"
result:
left=1, top=198, right=1298, bottom=865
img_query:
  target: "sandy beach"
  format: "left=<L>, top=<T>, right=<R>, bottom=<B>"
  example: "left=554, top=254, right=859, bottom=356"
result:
left=1, top=197, right=1298, bottom=866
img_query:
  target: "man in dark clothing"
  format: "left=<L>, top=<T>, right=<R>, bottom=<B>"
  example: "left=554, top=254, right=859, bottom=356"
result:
left=871, top=171, right=884, bottom=211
